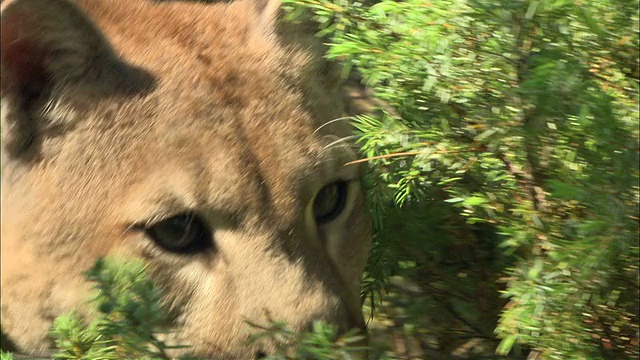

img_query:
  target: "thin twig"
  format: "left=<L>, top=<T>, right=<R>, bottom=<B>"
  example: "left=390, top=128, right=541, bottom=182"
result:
left=344, top=151, right=421, bottom=166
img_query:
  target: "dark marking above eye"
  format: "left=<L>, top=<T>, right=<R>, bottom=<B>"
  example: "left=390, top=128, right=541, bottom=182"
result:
left=144, top=212, right=213, bottom=254
left=196, top=52, right=212, bottom=66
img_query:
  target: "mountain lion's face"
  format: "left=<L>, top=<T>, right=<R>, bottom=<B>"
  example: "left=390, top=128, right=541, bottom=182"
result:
left=0, top=0, right=371, bottom=357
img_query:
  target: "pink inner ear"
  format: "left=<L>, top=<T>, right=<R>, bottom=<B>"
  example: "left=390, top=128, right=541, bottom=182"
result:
left=1, top=12, right=47, bottom=94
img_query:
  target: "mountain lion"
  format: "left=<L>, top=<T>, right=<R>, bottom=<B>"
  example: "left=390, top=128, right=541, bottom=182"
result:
left=0, top=0, right=372, bottom=357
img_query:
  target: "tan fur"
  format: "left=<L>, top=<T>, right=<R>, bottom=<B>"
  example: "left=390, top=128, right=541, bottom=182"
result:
left=0, top=0, right=372, bottom=357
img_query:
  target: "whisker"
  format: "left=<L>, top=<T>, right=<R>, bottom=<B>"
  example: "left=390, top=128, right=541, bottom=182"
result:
left=322, top=135, right=361, bottom=151
left=313, top=116, right=353, bottom=136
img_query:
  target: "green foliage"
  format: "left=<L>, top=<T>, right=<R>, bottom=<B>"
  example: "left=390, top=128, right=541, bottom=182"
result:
left=284, top=0, right=639, bottom=358
left=247, top=320, right=367, bottom=359
left=50, top=257, right=177, bottom=359
left=0, top=351, right=13, bottom=360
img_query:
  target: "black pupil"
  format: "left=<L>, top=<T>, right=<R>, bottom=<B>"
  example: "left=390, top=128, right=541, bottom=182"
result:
left=146, top=213, right=211, bottom=253
left=313, top=181, right=348, bottom=224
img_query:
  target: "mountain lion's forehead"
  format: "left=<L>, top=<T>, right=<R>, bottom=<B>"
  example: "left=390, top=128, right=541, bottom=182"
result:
left=83, top=103, right=325, bottom=189
left=76, top=0, right=319, bottom=143
left=81, top=0, right=287, bottom=78
left=113, top=137, right=319, bottom=228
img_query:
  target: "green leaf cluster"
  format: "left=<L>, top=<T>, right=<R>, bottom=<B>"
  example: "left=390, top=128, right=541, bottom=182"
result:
left=49, top=257, right=178, bottom=360
left=283, top=0, right=639, bottom=358
left=247, top=320, right=368, bottom=359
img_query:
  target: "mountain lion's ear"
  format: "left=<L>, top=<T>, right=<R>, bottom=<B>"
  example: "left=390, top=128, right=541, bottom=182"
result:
left=1, top=0, right=154, bottom=158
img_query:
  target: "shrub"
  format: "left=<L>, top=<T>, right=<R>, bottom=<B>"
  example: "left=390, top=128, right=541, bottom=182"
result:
left=283, top=0, right=639, bottom=358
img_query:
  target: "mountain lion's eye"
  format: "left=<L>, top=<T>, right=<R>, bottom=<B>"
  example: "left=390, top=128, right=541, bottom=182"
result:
left=145, top=213, right=212, bottom=254
left=313, top=181, right=348, bottom=224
